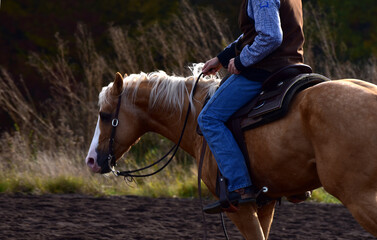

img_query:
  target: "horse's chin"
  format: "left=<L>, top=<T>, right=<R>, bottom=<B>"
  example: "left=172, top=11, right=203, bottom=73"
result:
left=100, top=167, right=112, bottom=174
left=96, top=149, right=128, bottom=175
left=96, top=151, right=112, bottom=174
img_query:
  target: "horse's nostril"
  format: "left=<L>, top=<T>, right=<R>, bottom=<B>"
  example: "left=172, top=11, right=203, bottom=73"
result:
left=87, top=157, right=95, bottom=166
left=86, top=157, right=101, bottom=173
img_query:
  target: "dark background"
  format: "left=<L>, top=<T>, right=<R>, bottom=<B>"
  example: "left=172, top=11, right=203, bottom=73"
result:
left=0, top=0, right=376, bottom=124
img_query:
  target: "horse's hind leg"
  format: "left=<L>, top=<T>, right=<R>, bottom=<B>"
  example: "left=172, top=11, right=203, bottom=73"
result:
left=226, top=203, right=266, bottom=240
left=343, top=192, right=377, bottom=237
left=316, top=151, right=377, bottom=237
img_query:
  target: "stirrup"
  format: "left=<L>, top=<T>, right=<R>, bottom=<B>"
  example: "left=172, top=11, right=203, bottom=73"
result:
left=203, top=199, right=239, bottom=214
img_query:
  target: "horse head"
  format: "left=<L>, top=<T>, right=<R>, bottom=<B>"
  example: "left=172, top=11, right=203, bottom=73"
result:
left=85, top=72, right=144, bottom=174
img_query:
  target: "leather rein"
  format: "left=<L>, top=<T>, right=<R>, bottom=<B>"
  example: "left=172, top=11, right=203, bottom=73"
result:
left=106, top=72, right=230, bottom=240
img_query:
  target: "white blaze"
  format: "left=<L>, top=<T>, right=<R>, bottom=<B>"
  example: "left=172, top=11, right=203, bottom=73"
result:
left=86, top=117, right=101, bottom=165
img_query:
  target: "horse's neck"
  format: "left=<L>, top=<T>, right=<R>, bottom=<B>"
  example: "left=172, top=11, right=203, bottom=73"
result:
left=131, top=78, right=208, bottom=157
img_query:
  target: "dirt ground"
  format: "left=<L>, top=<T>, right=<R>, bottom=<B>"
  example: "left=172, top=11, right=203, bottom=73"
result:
left=0, top=194, right=375, bottom=240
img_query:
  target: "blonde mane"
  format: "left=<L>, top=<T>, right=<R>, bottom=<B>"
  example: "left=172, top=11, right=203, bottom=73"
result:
left=99, top=64, right=220, bottom=114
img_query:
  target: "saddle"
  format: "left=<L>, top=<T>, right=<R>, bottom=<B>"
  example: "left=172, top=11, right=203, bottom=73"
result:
left=198, top=64, right=330, bottom=207
left=228, top=64, right=329, bottom=130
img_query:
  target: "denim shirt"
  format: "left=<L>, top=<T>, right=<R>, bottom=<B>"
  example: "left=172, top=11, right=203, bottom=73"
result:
left=220, top=0, right=283, bottom=70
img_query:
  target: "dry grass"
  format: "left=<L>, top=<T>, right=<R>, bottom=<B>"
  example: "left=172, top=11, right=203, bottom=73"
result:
left=0, top=1, right=226, bottom=197
left=0, top=2, right=376, bottom=201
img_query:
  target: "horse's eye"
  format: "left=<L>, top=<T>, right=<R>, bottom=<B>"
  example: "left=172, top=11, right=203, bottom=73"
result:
left=99, top=112, right=112, bottom=122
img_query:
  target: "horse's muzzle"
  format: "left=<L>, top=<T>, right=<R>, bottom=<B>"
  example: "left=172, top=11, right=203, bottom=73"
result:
left=86, top=156, right=102, bottom=173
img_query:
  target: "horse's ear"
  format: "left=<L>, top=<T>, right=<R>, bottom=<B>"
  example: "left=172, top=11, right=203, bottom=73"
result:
left=124, top=73, right=128, bottom=78
left=111, top=72, right=124, bottom=96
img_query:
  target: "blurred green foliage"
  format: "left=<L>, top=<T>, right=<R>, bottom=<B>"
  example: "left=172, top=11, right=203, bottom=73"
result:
left=311, top=188, right=341, bottom=204
left=308, top=0, right=377, bottom=60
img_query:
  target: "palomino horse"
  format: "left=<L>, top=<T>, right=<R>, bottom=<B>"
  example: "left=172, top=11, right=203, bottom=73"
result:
left=85, top=68, right=377, bottom=239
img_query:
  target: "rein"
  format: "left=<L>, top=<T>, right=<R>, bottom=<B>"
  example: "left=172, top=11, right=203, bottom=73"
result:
left=107, top=73, right=203, bottom=179
left=106, top=72, right=230, bottom=239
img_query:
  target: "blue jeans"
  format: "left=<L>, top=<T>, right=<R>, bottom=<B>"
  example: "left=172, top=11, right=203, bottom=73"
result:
left=197, top=74, right=263, bottom=192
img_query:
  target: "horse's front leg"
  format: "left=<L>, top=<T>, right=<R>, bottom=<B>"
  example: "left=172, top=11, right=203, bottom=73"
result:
left=257, top=200, right=276, bottom=239
left=226, top=203, right=266, bottom=240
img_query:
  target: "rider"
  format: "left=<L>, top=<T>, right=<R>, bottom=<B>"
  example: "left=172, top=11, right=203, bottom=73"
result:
left=198, top=0, right=305, bottom=213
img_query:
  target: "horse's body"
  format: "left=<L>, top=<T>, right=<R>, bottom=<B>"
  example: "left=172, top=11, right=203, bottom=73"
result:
left=86, top=70, right=377, bottom=239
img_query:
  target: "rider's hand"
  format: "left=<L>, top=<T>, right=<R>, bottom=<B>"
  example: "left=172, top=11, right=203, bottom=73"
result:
left=203, top=57, right=222, bottom=76
left=228, top=58, right=241, bottom=75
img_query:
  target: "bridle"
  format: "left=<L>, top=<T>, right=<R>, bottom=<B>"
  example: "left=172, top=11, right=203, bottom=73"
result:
left=106, top=73, right=203, bottom=179
left=105, top=72, right=231, bottom=240
left=107, top=94, right=122, bottom=173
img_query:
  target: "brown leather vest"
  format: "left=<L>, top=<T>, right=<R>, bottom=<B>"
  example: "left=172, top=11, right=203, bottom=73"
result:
left=237, top=0, right=304, bottom=72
